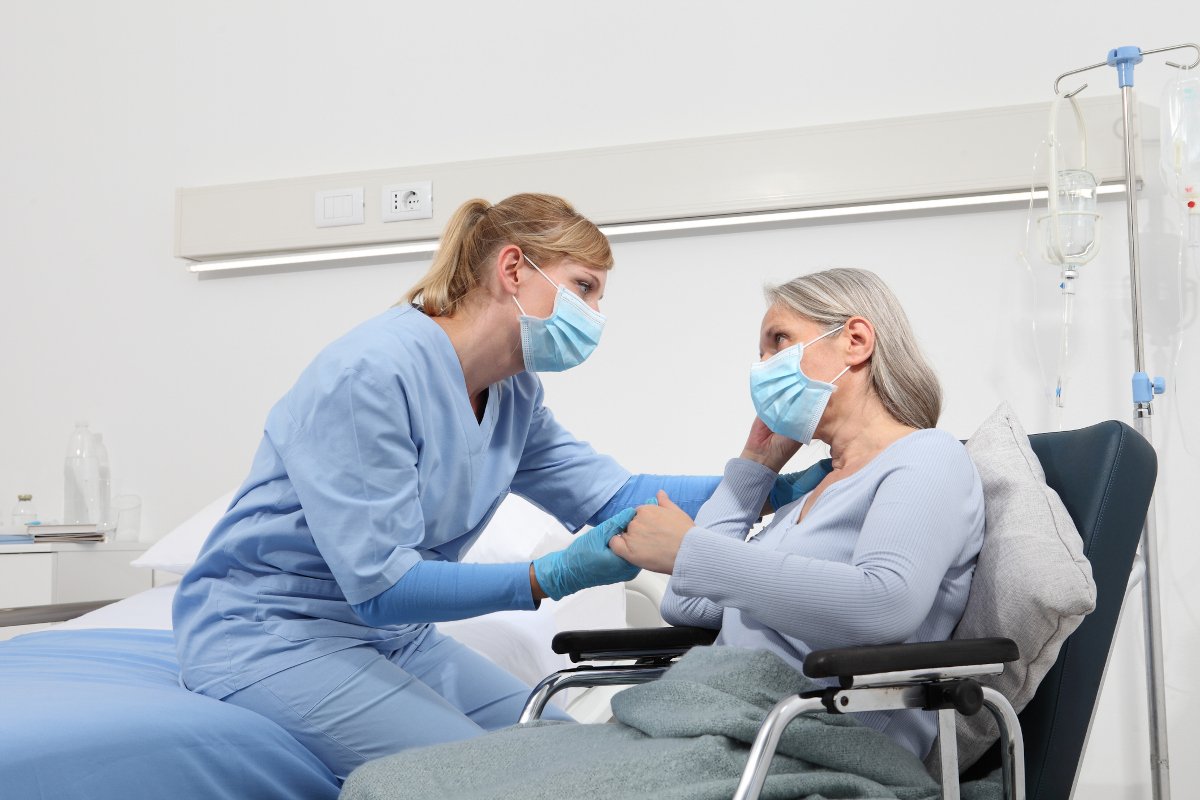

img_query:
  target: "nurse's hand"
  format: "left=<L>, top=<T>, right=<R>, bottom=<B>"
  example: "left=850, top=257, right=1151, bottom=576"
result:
left=739, top=417, right=801, bottom=473
left=531, top=508, right=642, bottom=601
left=609, top=491, right=695, bottom=574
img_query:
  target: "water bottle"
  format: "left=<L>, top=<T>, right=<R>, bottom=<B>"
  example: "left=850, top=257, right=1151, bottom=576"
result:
left=11, top=495, right=38, bottom=528
left=94, top=433, right=112, bottom=532
left=64, top=421, right=101, bottom=524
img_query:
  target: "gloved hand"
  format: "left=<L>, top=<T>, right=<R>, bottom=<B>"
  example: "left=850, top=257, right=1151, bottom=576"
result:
left=532, top=498, right=657, bottom=601
left=769, top=466, right=828, bottom=512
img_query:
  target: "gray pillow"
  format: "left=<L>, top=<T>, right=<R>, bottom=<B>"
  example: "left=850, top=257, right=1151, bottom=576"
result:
left=926, top=402, right=1097, bottom=774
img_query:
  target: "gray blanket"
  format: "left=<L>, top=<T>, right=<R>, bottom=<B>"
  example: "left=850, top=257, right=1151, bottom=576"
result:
left=341, top=646, right=1001, bottom=800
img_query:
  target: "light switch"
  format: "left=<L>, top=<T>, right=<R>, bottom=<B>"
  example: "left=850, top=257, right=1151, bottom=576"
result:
left=315, top=187, right=364, bottom=228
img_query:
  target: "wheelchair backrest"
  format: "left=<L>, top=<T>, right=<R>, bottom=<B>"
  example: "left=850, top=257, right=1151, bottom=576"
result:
left=1004, top=420, right=1156, bottom=800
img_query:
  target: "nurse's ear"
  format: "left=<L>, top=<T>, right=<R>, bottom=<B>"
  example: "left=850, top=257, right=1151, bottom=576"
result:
left=493, top=244, right=526, bottom=299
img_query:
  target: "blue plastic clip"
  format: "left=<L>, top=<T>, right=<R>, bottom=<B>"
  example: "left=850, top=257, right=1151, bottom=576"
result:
left=1107, top=46, right=1143, bottom=88
left=1133, top=372, right=1166, bottom=402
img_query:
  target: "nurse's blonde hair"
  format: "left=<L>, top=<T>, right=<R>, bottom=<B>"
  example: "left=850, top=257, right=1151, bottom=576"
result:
left=403, top=193, right=613, bottom=317
left=766, top=268, right=942, bottom=430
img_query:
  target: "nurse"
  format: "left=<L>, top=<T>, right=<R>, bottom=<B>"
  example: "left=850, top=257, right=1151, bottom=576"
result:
left=173, top=193, right=721, bottom=781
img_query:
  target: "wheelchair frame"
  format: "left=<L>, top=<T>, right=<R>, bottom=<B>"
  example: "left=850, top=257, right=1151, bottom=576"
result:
left=520, top=630, right=1024, bottom=800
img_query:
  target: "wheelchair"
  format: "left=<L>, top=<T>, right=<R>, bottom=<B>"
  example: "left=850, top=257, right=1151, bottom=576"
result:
left=520, top=419, right=1157, bottom=800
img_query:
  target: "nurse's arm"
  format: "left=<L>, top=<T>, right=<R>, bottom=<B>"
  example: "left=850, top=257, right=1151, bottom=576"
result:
left=586, top=474, right=720, bottom=526
left=351, top=560, right=544, bottom=626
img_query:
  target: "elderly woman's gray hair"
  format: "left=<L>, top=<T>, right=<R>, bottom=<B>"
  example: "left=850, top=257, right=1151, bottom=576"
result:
left=766, top=268, right=942, bottom=430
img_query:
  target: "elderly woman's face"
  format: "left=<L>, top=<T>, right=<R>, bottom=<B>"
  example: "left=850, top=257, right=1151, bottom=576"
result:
left=757, top=304, right=846, bottom=384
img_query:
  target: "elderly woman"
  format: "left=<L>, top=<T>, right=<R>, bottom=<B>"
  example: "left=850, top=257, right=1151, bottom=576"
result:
left=611, top=267, right=985, bottom=760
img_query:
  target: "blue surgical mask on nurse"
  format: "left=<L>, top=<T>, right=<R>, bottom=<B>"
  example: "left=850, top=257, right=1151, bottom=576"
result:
left=513, top=255, right=607, bottom=372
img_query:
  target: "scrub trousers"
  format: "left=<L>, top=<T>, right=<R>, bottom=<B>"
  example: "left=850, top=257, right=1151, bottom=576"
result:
left=223, top=625, right=573, bottom=781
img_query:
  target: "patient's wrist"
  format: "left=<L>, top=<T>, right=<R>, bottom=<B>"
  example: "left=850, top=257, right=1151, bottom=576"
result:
left=738, top=448, right=778, bottom=469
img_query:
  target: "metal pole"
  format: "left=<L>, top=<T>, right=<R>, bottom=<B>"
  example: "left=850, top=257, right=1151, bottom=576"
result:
left=1120, top=84, right=1172, bottom=800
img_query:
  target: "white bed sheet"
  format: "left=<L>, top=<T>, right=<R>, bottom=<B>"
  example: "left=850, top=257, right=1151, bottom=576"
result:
left=56, top=585, right=179, bottom=631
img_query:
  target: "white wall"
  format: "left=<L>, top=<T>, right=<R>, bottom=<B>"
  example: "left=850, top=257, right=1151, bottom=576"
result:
left=1, top=3, right=1197, bottom=797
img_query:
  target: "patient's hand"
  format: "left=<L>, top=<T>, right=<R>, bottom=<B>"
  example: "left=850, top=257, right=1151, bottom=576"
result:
left=609, top=491, right=694, bottom=574
left=740, top=417, right=801, bottom=473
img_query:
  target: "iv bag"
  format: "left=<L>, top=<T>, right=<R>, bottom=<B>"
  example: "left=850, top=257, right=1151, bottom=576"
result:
left=1039, top=168, right=1100, bottom=265
left=1160, top=67, right=1200, bottom=202
left=1039, top=95, right=1101, bottom=268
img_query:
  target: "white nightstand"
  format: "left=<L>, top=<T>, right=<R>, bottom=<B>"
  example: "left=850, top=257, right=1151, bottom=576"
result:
left=0, top=540, right=153, bottom=608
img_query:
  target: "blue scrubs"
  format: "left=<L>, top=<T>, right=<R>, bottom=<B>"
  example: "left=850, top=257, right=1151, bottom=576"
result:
left=173, top=305, right=628, bottom=776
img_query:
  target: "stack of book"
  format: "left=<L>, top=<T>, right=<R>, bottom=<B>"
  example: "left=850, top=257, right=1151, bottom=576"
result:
left=24, top=524, right=105, bottom=543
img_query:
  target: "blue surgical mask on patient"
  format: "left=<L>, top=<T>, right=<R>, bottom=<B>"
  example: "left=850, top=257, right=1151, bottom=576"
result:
left=749, top=325, right=849, bottom=444
left=513, top=256, right=606, bottom=373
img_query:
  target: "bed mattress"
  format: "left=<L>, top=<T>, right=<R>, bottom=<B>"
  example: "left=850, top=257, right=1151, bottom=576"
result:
left=0, top=628, right=341, bottom=800
left=0, top=578, right=629, bottom=799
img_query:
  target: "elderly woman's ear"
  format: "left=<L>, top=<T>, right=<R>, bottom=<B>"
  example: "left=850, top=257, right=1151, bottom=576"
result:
left=841, top=316, right=875, bottom=367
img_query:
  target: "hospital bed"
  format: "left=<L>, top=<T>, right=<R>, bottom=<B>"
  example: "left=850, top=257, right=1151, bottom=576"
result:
left=0, top=495, right=638, bottom=799
left=521, top=420, right=1157, bottom=800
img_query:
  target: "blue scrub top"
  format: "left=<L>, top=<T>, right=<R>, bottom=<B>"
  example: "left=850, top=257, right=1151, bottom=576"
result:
left=173, top=305, right=630, bottom=699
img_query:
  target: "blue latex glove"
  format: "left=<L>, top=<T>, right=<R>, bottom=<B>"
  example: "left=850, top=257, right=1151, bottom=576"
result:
left=533, top=498, right=657, bottom=601
left=768, top=460, right=833, bottom=512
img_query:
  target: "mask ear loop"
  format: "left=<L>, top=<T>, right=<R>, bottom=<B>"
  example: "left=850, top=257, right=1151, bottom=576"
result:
left=828, top=364, right=852, bottom=390
left=800, top=325, right=849, bottom=387
left=524, top=255, right=559, bottom=289
left=803, top=324, right=845, bottom=348
left=513, top=253, right=561, bottom=317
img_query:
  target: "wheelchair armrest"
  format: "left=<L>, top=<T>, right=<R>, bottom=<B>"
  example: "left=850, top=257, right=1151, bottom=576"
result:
left=552, top=626, right=719, bottom=663
left=803, top=637, right=1019, bottom=680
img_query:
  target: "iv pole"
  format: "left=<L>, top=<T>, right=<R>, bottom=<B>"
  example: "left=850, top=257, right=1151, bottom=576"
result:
left=1053, top=43, right=1200, bottom=800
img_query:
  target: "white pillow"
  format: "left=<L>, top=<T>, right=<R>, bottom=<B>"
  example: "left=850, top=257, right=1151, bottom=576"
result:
left=462, top=493, right=573, bottom=564
left=132, top=490, right=571, bottom=576
left=926, top=402, right=1097, bottom=774
left=131, top=490, right=237, bottom=575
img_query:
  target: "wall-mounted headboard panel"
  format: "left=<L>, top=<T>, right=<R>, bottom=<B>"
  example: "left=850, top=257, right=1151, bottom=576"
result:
left=176, top=95, right=1146, bottom=263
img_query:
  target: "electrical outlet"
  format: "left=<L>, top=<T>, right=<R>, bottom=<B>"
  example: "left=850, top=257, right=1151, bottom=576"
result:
left=382, top=181, right=433, bottom=222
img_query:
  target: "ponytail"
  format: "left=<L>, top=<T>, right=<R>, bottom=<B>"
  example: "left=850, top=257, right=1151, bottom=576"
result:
left=403, top=193, right=613, bottom=316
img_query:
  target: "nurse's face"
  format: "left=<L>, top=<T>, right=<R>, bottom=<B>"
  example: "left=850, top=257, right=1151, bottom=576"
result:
left=519, top=258, right=608, bottom=318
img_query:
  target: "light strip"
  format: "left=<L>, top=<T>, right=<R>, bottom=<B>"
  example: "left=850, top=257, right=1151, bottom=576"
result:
left=186, top=240, right=441, bottom=273
left=600, top=184, right=1125, bottom=237
left=186, top=184, right=1126, bottom=273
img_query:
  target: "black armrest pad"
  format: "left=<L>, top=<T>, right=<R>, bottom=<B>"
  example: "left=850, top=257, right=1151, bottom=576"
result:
left=803, top=637, right=1019, bottom=679
left=552, top=626, right=719, bottom=662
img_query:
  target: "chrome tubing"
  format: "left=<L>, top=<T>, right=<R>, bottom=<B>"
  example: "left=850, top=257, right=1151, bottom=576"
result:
left=938, top=708, right=961, bottom=800
left=1140, top=472, right=1171, bottom=800
left=982, top=688, right=1025, bottom=800
left=517, top=665, right=668, bottom=723
left=731, top=695, right=827, bottom=800
left=1121, top=85, right=1146, bottom=376
left=1120, top=80, right=1172, bottom=800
